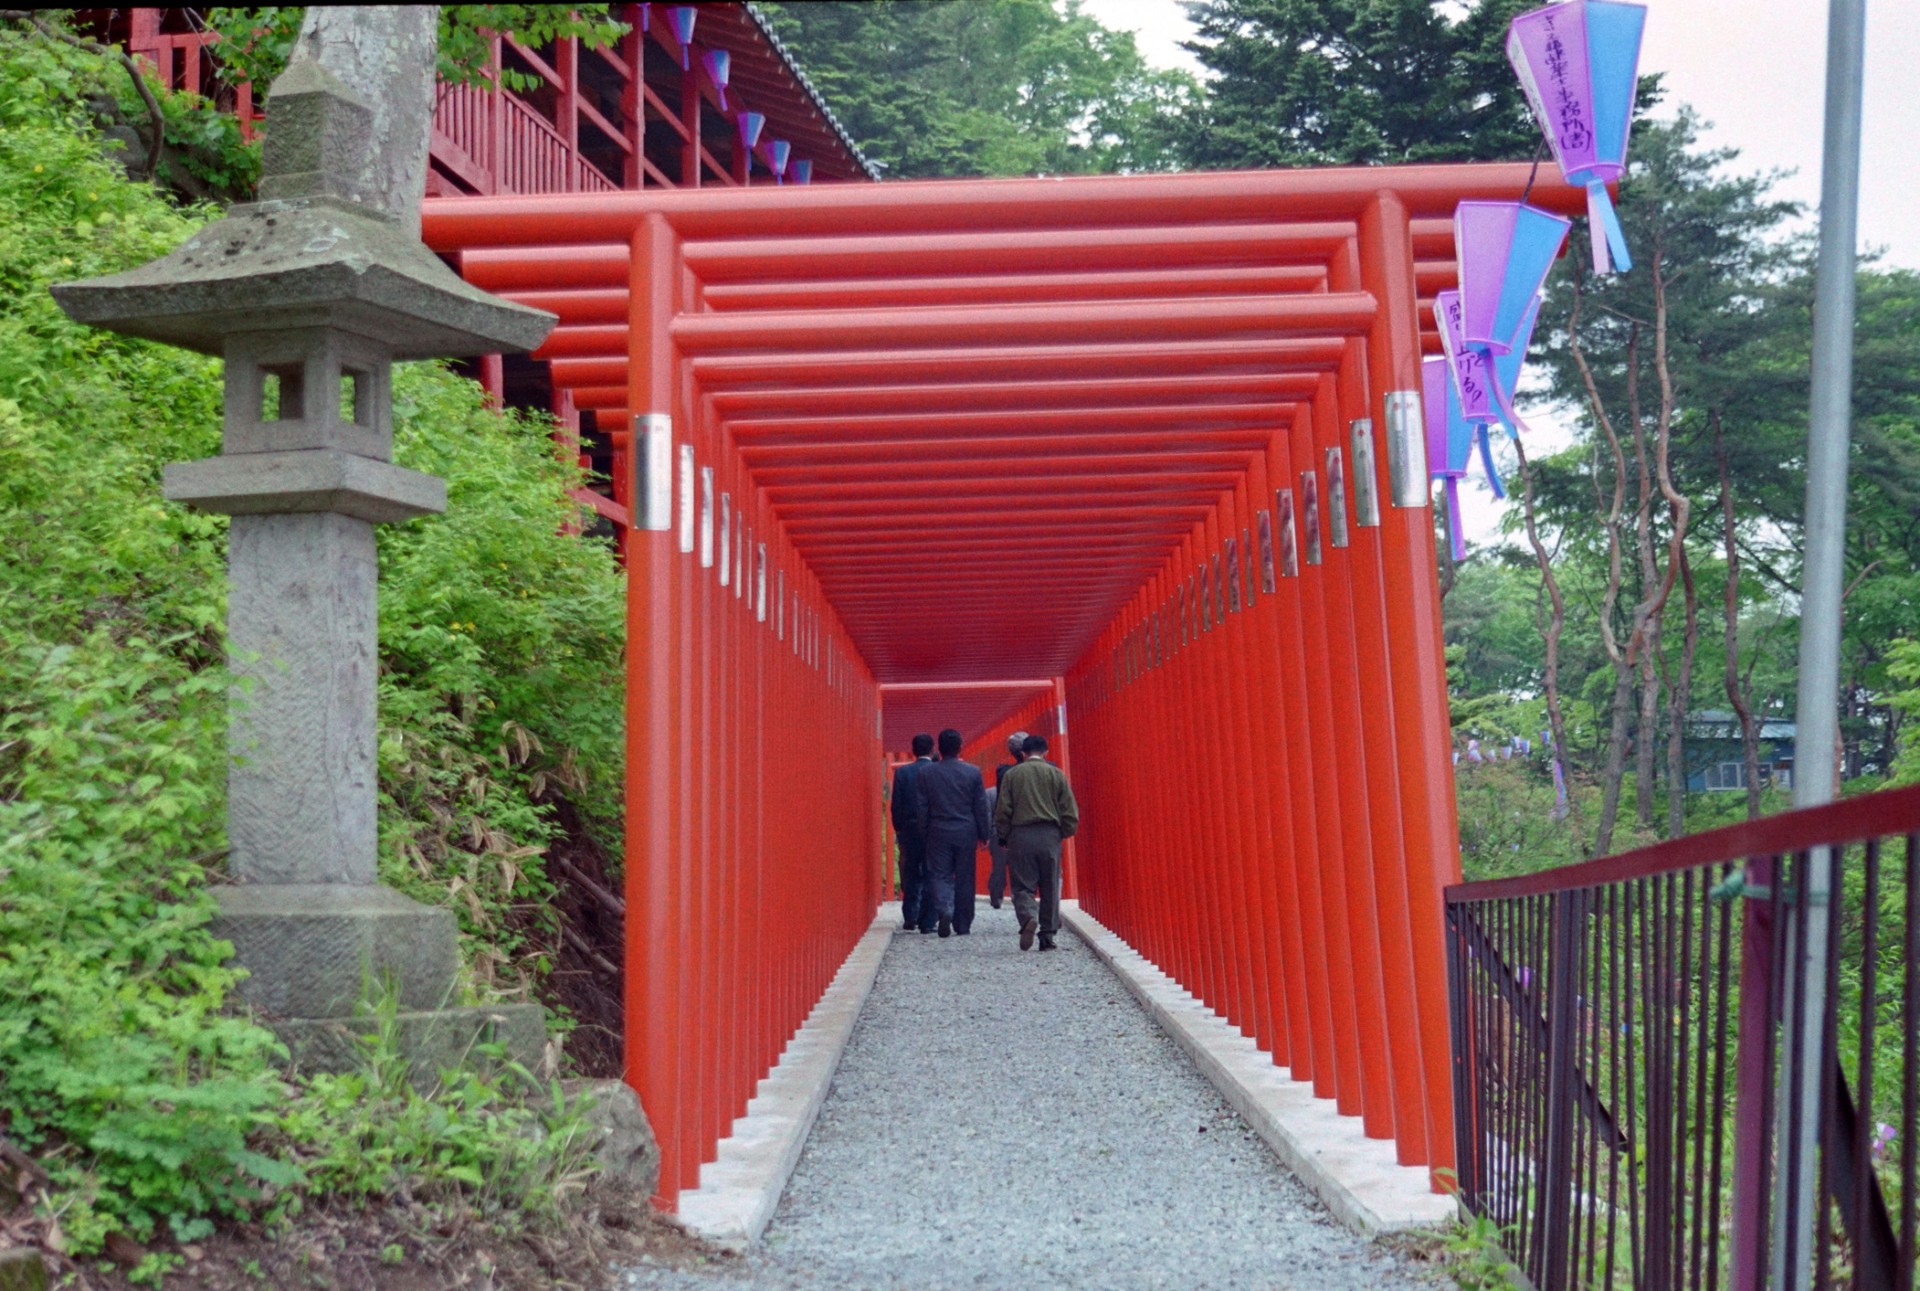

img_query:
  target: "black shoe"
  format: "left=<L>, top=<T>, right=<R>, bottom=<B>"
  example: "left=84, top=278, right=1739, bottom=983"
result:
left=1019, top=916, right=1036, bottom=951
left=919, top=925, right=934, bottom=935
left=1038, top=938, right=1057, bottom=951
left=955, top=928, right=970, bottom=936
left=938, top=917, right=952, bottom=938
left=990, top=899, right=1003, bottom=909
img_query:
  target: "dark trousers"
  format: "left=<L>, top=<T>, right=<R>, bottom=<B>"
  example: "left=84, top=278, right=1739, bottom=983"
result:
left=986, top=836, right=1009, bottom=906
left=954, top=838, right=978, bottom=934
left=922, top=827, right=977, bottom=931
left=1008, top=823, right=1063, bottom=941
left=897, top=830, right=928, bottom=927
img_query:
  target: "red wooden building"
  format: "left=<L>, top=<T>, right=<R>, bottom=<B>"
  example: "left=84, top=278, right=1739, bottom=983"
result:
left=84, top=4, right=876, bottom=537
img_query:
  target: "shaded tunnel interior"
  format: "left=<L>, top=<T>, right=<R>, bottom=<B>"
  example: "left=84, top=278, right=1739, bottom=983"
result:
left=422, top=164, right=1587, bottom=1206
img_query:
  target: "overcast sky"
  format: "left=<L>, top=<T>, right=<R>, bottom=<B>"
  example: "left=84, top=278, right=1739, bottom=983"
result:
left=1077, top=0, right=1918, bottom=542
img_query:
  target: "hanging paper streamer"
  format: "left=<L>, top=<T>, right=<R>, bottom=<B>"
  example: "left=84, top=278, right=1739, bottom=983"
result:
left=737, top=111, right=765, bottom=151
left=1506, top=0, right=1647, bottom=274
left=667, top=6, right=698, bottom=70
left=790, top=159, right=813, bottom=185
left=1486, top=298, right=1542, bottom=458
left=702, top=48, right=731, bottom=111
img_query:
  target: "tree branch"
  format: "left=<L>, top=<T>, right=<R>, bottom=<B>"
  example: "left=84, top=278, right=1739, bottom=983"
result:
left=2, top=11, right=168, bottom=181
left=1567, top=270, right=1631, bottom=668
left=560, top=923, right=621, bottom=979
left=551, top=853, right=626, bottom=920
left=1842, top=559, right=1883, bottom=605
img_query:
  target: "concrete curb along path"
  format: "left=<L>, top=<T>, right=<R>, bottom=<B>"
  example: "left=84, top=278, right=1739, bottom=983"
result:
left=1061, top=900, right=1457, bottom=1235
left=674, top=906, right=896, bottom=1247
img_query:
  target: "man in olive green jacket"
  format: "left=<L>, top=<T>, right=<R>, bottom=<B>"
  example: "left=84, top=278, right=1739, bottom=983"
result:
left=993, top=733, right=1079, bottom=951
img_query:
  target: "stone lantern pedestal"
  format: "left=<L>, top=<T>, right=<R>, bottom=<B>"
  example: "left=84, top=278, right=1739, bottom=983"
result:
left=53, top=44, right=557, bottom=1080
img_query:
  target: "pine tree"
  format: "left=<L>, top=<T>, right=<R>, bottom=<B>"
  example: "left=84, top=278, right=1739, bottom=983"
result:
left=1176, top=0, right=1541, bottom=169
left=760, top=0, right=1195, bottom=178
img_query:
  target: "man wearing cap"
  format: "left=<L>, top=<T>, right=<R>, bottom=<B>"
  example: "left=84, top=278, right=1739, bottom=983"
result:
left=984, top=731, right=1028, bottom=908
left=994, top=733, right=1079, bottom=951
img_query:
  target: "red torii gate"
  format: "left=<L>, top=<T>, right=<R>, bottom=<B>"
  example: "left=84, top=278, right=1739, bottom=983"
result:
left=422, top=164, right=1585, bottom=1206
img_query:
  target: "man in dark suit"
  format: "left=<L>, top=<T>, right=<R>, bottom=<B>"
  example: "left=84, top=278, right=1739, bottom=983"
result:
left=914, top=728, right=989, bottom=938
left=889, top=733, right=934, bottom=932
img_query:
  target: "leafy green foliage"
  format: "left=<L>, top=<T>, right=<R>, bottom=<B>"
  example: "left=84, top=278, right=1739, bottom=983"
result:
left=132, top=69, right=262, bottom=200
left=1439, top=1211, right=1522, bottom=1290
left=1424, top=105, right=1920, bottom=867
left=1177, top=0, right=1546, bottom=169
left=1453, top=758, right=1587, bottom=880
left=375, top=371, right=627, bottom=994
left=760, top=0, right=1197, bottom=177
left=1888, top=640, right=1920, bottom=785
left=1512, top=113, right=1920, bottom=823
left=205, top=6, right=629, bottom=96
left=0, top=35, right=285, bottom=1253
left=270, top=993, right=595, bottom=1226
left=0, top=28, right=623, bottom=1251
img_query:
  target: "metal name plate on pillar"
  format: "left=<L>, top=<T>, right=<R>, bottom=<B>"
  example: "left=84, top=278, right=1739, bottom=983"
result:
left=1382, top=391, right=1428, bottom=508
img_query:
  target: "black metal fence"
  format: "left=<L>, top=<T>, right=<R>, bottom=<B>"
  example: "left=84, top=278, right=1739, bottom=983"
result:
left=1444, top=784, right=1920, bottom=1290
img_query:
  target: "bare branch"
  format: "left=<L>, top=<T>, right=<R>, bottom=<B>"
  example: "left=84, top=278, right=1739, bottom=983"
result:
left=1714, top=410, right=1765, bottom=818
left=550, top=853, right=625, bottom=920
left=1514, top=431, right=1575, bottom=827
left=560, top=923, right=621, bottom=979
left=1567, top=270, right=1631, bottom=667
left=1594, top=302, right=1653, bottom=329
left=1, top=11, right=168, bottom=181
left=1842, top=559, right=1884, bottom=605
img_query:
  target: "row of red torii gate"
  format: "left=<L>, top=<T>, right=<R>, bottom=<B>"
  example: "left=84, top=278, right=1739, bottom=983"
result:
left=422, top=161, right=1588, bottom=1206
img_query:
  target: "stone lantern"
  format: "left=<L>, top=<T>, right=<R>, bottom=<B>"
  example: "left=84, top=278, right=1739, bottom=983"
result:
left=52, top=34, right=557, bottom=1077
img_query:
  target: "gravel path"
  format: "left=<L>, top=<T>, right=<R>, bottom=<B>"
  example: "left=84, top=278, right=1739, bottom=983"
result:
left=624, top=904, right=1428, bottom=1290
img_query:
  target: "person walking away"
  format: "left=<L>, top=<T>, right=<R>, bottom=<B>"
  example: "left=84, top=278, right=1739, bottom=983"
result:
left=986, top=731, right=1027, bottom=908
left=915, top=728, right=989, bottom=938
left=994, top=730, right=1028, bottom=787
left=983, top=784, right=1010, bottom=909
left=889, top=733, right=935, bottom=932
left=994, top=733, right=1079, bottom=951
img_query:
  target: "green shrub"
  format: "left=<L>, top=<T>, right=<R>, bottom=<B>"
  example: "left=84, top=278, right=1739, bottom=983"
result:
left=375, top=368, right=627, bottom=995
left=270, top=993, right=595, bottom=1226
left=0, top=25, right=624, bottom=1252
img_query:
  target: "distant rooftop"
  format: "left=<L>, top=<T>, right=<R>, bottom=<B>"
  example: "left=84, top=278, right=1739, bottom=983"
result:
left=1688, top=710, right=1796, bottom=739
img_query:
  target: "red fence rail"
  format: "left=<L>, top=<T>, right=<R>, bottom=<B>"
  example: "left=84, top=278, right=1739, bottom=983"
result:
left=1445, top=783, right=1920, bottom=1290
left=111, top=4, right=869, bottom=202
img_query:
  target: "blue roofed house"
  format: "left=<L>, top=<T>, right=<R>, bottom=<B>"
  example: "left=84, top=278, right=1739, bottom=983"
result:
left=1684, top=710, right=1797, bottom=793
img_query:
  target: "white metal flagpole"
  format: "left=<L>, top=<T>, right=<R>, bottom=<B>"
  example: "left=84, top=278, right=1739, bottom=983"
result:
left=1778, top=0, right=1866, bottom=1284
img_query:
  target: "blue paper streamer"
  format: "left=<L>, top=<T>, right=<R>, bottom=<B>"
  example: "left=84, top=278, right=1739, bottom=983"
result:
left=1586, top=180, right=1633, bottom=273
left=1445, top=478, right=1466, bottom=562
left=1476, top=425, right=1507, bottom=500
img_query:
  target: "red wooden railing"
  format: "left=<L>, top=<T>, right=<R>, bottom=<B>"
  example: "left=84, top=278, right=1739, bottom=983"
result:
left=114, top=4, right=866, bottom=201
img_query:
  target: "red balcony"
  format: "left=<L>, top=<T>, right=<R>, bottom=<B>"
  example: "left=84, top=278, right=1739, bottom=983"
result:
left=86, top=4, right=875, bottom=197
